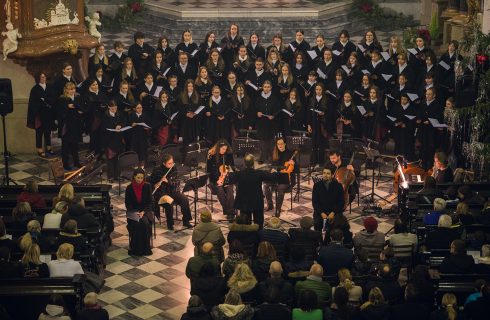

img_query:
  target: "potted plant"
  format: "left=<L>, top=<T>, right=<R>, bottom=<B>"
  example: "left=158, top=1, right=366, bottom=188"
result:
left=429, top=12, right=440, bottom=46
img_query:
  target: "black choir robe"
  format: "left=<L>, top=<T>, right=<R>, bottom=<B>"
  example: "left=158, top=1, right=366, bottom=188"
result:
left=170, top=63, right=198, bottom=88
left=291, top=63, right=310, bottom=88
left=392, top=63, right=417, bottom=88
left=136, top=82, right=159, bottom=112
left=152, top=101, right=177, bottom=146
left=232, top=56, right=253, bottom=83
left=308, top=95, right=330, bottom=138
left=206, top=96, right=232, bottom=143
left=165, top=85, right=181, bottom=104
left=280, top=98, right=304, bottom=136
left=315, top=59, right=338, bottom=88
left=357, top=41, right=383, bottom=66
left=337, top=103, right=360, bottom=139
left=353, top=85, right=370, bottom=106
left=128, top=42, right=155, bottom=78
left=88, top=54, right=110, bottom=76
left=391, top=102, right=416, bottom=158
left=198, top=41, right=219, bottom=65
left=362, top=99, right=383, bottom=140
left=179, top=95, right=202, bottom=144
left=205, top=61, right=225, bottom=88
left=101, top=111, right=125, bottom=159
left=255, top=92, right=280, bottom=141
left=416, top=99, right=444, bottom=169
left=108, top=52, right=127, bottom=80
left=287, top=40, right=311, bottom=63
left=331, top=40, right=357, bottom=65
left=308, top=45, right=327, bottom=68
left=175, top=42, right=199, bottom=64
left=83, top=90, right=108, bottom=136
left=148, top=62, right=170, bottom=87
left=195, top=81, right=213, bottom=104
left=245, top=69, right=272, bottom=101
left=128, top=111, right=150, bottom=162
left=231, top=95, right=253, bottom=133
left=156, top=47, right=176, bottom=67
left=27, top=84, right=54, bottom=132
left=246, top=43, right=266, bottom=62
left=220, top=35, right=245, bottom=68
left=57, top=95, right=83, bottom=143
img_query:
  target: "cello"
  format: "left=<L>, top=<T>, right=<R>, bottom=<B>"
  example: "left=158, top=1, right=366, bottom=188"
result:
left=334, top=152, right=356, bottom=209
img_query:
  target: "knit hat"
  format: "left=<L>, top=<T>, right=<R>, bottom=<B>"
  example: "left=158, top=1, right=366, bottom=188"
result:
left=300, top=216, right=313, bottom=229
left=267, top=217, right=282, bottom=229
left=363, top=216, right=378, bottom=233
left=201, top=211, right=212, bottom=223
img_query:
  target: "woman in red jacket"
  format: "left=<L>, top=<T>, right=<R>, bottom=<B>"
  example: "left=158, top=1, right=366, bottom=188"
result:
left=17, top=180, right=46, bottom=209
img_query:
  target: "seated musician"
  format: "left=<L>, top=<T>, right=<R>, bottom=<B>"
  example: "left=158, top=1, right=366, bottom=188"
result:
left=207, top=139, right=236, bottom=220
left=327, top=150, right=358, bottom=204
left=149, top=153, right=192, bottom=230
left=263, top=137, right=298, bottom=214
left=312, top=166, right=345, bottom=231
left=433, top=151, right=453, bottom=184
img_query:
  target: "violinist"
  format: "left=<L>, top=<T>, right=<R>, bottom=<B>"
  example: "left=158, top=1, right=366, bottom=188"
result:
left=207, top=140, right=235, bottom=220
left=327, top=150, right=358, bottom=206
left=149, top=154, right=192, bottom=230
left=263, top=137, right=298, bottom=214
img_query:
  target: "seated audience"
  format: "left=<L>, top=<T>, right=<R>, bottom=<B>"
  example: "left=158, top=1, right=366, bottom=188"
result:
left=254, top=286, right=292, bottom=320
left=360, top=287, right=390, bottom=320
left=318, top=228, right=355, bottom=275
left=455, top=202, right=476, bottom=225
left=252, top=241, right=277, bottom=282
left=353, top=217, right=385, bottom=250
left=333, top=268, right=362, bottom=306
left=424, top=198, right=446, bottom=225
left=77, top=292, right=109, bottom=320
left=458, top=185, right=484, bottom=207
left=292, top=289, right=323, bottom=320
left=465, top=279, right=487, bottom=306
left=52, top=183, right=75, bottom=206
left=181, top=295, right=212, bottom=320
left=408, top=265, right=435, bottom=309
left=288, top=216, right=322, bottom=260
left=258, top=261, right=294, bottom=305
left=352, top=247, right=373, bottom=276
left=295, top=263, right=331, bottom=308
left=56, top=219, right=88, bottom=254
left=324, top=287, right=360, bottom=320
left=416, top=176, right=444, bottom=204
left=190, top=262, right=227, bottom=310
left=21, top=243, right=49, bottom=277
left=38, top=294, right=71, bottom=320
left=388, top=219, right=417, bottom=251
left=227, top=214, right=259, bottom=257
left=17, top=180, right=46, bottom=208
left=324, top=213, right=353, bottom=247
left=464, top=284, right=490, bottom=320
left=47, top=243, right=84, bottom=277
left=227, top=263, right=258, bottom=304
left=364, top=264, right=403, bottom=304
left=210, top=289, right=254, bottom=319
left=284, top=245, right=313, bottom=278
left=10, top=202, right=38, bottom=230
left=60, top=202, right=98, bottom=230
left=192, top=211, right=225, bottom=262
left=0, top=219, right=15, bottom=252
left=476, top=245, right=490, bottom=273
left=18, top=219, right=50, bottom=253
left=372, top=247, right=401, bottom=280
left=478, top=202, right=490, bottom=225
left=43, top=201, right=69, bottom=229
left=389, top=283, right=430, bottom=320
left=439, top=239, right=475, bottom=274
left=222, top=240, right=250, bottom=280
left=258, top=217, right=289, bottom=260
left=186, top=242, right=221, bottom=279
left=0, top=247, right=22, bottom=278
left=431, top=293, right=464, bottom=320
left=425, top=214, right=461, bottom=250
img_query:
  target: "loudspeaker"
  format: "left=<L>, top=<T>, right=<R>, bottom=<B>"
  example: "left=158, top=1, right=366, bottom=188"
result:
left=0, top=78, right=13, bottom=115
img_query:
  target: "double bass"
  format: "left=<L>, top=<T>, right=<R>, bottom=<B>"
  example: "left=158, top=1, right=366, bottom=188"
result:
left=334, top=152, right=356, bottom=209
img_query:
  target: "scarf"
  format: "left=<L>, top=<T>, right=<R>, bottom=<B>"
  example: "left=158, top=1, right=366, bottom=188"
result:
left=132, top=181, right=144, bottom=203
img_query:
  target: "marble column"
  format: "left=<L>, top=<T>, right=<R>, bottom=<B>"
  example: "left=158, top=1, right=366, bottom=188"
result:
left=483, top=0, right=490, bottom=34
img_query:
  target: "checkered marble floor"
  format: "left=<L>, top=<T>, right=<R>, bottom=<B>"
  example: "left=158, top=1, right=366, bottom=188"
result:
left=4, top=138, right=397, bottom=319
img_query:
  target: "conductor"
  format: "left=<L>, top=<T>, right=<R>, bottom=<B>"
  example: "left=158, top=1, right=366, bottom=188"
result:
left=312, top=166, right=345, bottom=231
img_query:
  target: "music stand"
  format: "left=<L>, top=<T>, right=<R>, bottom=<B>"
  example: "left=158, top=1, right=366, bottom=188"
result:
left=287, top=133, right=312, bottom=200
left=175, top=173, right=209, bottom=233
left=232, top=138, right=261, bottom=170
left=184, top=141, right=208, bottom=177
left=361, top=146, right=392, bottom=204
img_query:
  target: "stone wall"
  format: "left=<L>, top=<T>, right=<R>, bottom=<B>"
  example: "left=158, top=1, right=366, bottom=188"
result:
left=378, top=0, right=427, bottom=24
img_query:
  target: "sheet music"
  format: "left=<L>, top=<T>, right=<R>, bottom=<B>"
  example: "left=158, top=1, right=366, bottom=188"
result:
left=136, top=122, right=151, bottom=129
left=356, top=105, right=366, bottom=115
left=354, top=90, right=364, bottom=97
left=126, top=210, right=141, bottom=222
left=385, top=94, right=395, bottom=100
left=281, top=109, right=293, bottom=117
left=170, top=111, right=179, bottom=121
left=191, top=49, right=199, bottom=57
left=332, top=50, right=342, bottom=56
left=404, top=114, right=416, bottom=120
left=153, top=86, right=163, bottom=98
left=380, top=51, right=390, bottom=61
left=386, top=115, right=396, bottom=122
left=310, top=108, right=323, bottom=114
left=381, top=74, right=392, bottom=81
left=194, top=105, right=206, bottom=115
left=361, top=69, right=371, bottom=75
left=357, top=44, right=366, bottom=53
left=407, top=48, right=418, bottom=55
left=325, top=90, right=337, bottom=98
left=289, top=43, right=296, bottom=52
left=163, top=67, right=171, bottom=76
left=316, top=68, right=327, bottom=79
left=341, top=65, right=350, bottom=74
left=407, top=93, right=419, bottom=101
left=217, top=47, right=222, bottom=52
left=307, top=50, right=318, bottom=60
left=247, top=82, right=259, bottom=91
left=428, top=117, right=448, bottom=128
left=439, top=60, right=450, bottom=70
left=107, top=126, right=132, bottom=132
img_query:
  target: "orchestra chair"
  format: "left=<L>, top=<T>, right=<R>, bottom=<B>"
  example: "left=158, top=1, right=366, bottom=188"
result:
left=48, top=157, right=84, bottom=185
left=117, top=151, right=139, bottom=195
left=391, top=243, right=415, bottom=279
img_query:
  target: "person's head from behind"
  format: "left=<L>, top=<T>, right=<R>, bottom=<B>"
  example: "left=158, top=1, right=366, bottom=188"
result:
left=363, top=216, right=378, bottom=233
left=309, top=263, right=323, bottom=277
left=63, top=219, right=78, bottom=235
left=13, top=202, right=32, bottom=222
left=441, top=293, right=457, bottom=318
left=84, top=292, right=100, bottom=307
left=256, top=241, right=277, bottom=260
left=298, top=289, right=318, bottom=312
left=450, top=239, right=466, bottom=255
left=378, top=264, right=391, bottom=279
left=71, top=196, right=85, bottom=208
left=338, top=268, right=352, bottom=284
left=438, top=214, right=452, bottom=228
left=458, top=185, right=473, bottom=201
left=368, top=287, right=385, bottom=305
left=456, top=202, right=470, bottom=215
left=299, top=216, right=313, bottom=230
left=330, top=228, right=344, bottom=242
left=404, top=283, right=417, bottom=302
left=20, top=220, right=41, bottom=252
left=394, top=219, right=408, bottom=234
left=244, top=154, right=255, bottom=168
left=224, top=289, right=242, bottom=305
left=433, top=198, right=446, bottom=212
left=59, top=183, right=74, bottom=201
left=269, top=261, right=283, bottom=278
left=57, top=243, right=74, bottom=260
left=229, top=239, right=245, bottom=256
left=187, top=295, right=204, bottom=308
left=201, top=242, right=214, bottom=256
left=46, top=294, right=67, bottom=315
left=24, top=180, right=39, bottom=194
left=333, top=286, right=349, bottom=307
left=21, top=243, right=41, bottom=265
left=199, top=261, right=218, bottom=277
left=53, top=201, right=69, bottom=215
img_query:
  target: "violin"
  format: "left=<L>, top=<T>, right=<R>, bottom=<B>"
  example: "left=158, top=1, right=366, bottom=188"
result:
left=217, top=155, right=232, bottom=186
left=280, top=150, right=298, bottom=183
left=333, top=152, right=356, bottom=210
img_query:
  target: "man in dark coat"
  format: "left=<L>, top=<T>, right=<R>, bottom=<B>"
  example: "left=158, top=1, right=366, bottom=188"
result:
left=440, top=239, right=475, bottom=274
left=312, top=166, right=345, bottom=231
left=317, top=228, right=354, bottom=275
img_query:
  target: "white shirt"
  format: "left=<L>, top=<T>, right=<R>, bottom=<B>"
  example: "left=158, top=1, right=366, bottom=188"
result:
left=316, top=95, right=322, bottom=102
left=114, top=52, right=123, bottom=58
left=145, top=83, right=153, bottom=91
left=295, top=63, right=302, bottom=70
left=336, top=80, right=342, bottom=88
left=48, top=259, right=84, bottom=277
left=255, top=69, right=264, bottom=77
left=371, top=60, right=381, bottom=68
left=238, top=55, right=248, bottom=62
left=180, top=64, right=187, bottom=72
left=120, top=91, right=127, bottom=99
left=402, top=103, right=410, bottom=110
left=261, top=91, right=271, bottom=99
left=109, top=111, right=116, bottom=117
left=39, top=83, right=46, bottom=90
left=212, top=96, right=221, bottom=104
left=43, top=213, right=62, bottom=229
left=399, top=64, right=407, bottom=73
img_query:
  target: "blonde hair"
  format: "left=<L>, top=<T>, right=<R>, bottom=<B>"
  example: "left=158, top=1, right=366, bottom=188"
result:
left=24, top=180, right=39, bottom=193
left=62, top=82, right=76, bottom=98
left=84, top=292, right=98, bottom=306
left=56, top=243, right=74, bottom=260
left=21, top=243, right=41, bottom=265
left=256, top=241, right=277, bottom=260
left=338, top=268, right=354, bottom=291
left=442, top=293, right=457, bottom=320
left=12, top=202, right=32, bottom=222
left=456, top=202, right=470, bottom=215
left=227, top=263, right=257, bottom=290
left=368, top=287, right=384, bottom=306
left=438, top=214, right=453, bottom=228
left=19, top=220, right=41, bottom=252
left=433, top=198, right=447, bottom=211
left=52, top=201, right=69, bottom=215
left=58, top=183, right=74, bottom=201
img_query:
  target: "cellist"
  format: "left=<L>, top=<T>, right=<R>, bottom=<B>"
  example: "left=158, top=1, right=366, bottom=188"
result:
left=327, top=150, right=358, bottom=207
left=263, top=137, right=298, bottom=214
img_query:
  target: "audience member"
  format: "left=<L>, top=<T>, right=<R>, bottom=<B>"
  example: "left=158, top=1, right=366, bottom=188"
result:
left=364, top=264, right=403, bottom=304
left=292, top=289, right=323, bottom=320
left=476, top=245, right=490, bottom=273
left=324, top=287, right=360, bottom=320
left=465, top=279, right=486, bottom=306
left=43, top=201, right=69, bottom=229
left=373, top=247, right=401, bottom=280
left=38, top=294, right=71, bottom=320
left=16, top=180, right=46, bottom=208
left=259, top=217, right=289, bottom=260
left=458, top=185, right=484, bottom=207
left=227, top=214, right=259, bottom=257
left=56, top=219, right=88, bottom=254
left=210, top=289, right=254, bottom=319
left=389, top=283, right=430, bottom=320
left=0, top=219, right=15, bottom=252
left=21, top=243, right=49, bottom=277
left=424, top=198, right=446, bottom=225
left=408, top=265, right=435, bottom=309
left=18, top=219, right=50, bottom=253
left=227, top=263, right=258, bottom=304
left=464, top=284, right=490, bottom=320
left=295, top=263, right=331, bottom=307
left=181, top=295, right=212, bottom=320
left=431, top=293, right=464, bottom=320
left=11, top=202, right=38, bottom=230
left=440, top=239, right=475, bottom=274
left=360, top=287, right=390, bottom=320
left=252, top=241, right=277, bottom=281
left=192, top=211, right=226, bottom=262
left=317, top=228, right=354, bottom=275
left=352, top=247, right=372, bottom=276
left=284, top=245, right=313, bottom=278
left=77, top=292, right=109, bottom=320
left=222, top=240, right=250, bottom=280
left=186, top=242, right=221, bottom=279
left=52, top=183, right=75, bottom=206
left=60, top=203, right=98, bottom=230
left=388, top=219, right=417, bottom=251
left=258, top=261, right=294, bottom=305
left=353, top=217, right=385, bottom=250
left=254, top=285, right=292, bottom=320
left=324, top=214, right=353, bottom=247
left=455, top=202, right=476, bottom=225
left=425, top=215, right=460, bottom=250
left=333, top=268, right=362, bottom=306
left=0, top=247, right=22, bottom=278
left=288, top=216, right=322, bottom=260
left=47, top=243, right=84, bottom=277
left=416, top=176, right=444, bottom=204
left=190, top=262, right=227, bottom=310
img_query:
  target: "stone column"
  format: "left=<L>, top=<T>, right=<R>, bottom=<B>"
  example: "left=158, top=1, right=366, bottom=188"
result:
left=483, top=0, right=490, bottom=34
